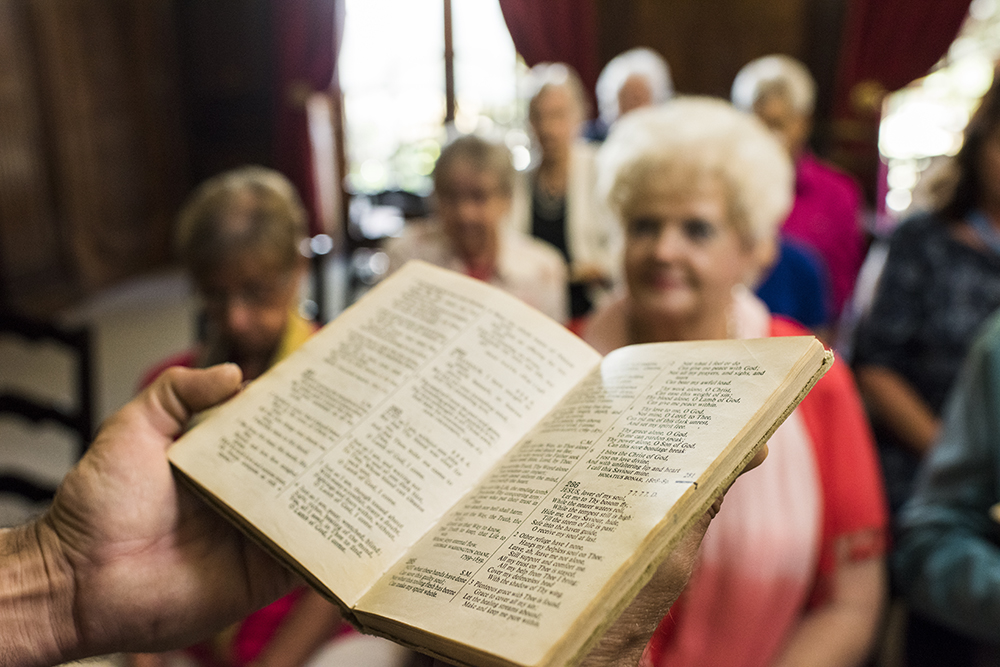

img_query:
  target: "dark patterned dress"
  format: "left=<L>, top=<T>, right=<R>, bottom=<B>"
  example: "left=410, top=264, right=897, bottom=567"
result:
left=853, top=212, right=1000, bottom=514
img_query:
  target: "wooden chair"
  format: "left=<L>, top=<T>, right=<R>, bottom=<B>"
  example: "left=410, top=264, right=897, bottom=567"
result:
left=0, top=314, right=93, bottom=502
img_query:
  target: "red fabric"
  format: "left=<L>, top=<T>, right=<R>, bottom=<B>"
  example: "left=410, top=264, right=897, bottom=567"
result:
left=497, top=0, right=599, bottom=108
left=783, top=153, right=865, bottom=317
left=230, top=590, right=304, bottom=666
left=182, top=591, right=305, bottom=667
left=566, top=315, right=588, bottom=337
left=834, top=0, right=972, bottom=110
left=645, top=318, right=888, bottom=666
left=830, top=0, right=971, bottom=202
left=464, top=263, right=493, bottom=283
left=272, top=0, right=345, bottom=235
left=770, top=316, right=888, bottom=607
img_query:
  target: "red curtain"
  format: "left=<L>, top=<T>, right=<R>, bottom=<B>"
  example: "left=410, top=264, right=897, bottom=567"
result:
left=497, top=0, right=600, bottom=108
left=830, top=0, right=972, bottom=204
left=272, top=0, right=345, bottom=235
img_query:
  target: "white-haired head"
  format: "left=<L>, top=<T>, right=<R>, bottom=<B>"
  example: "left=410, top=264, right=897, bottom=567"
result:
left=523, top=62, right=589, bottom=118
left=731, top=54, right=816, bottom=116
left=597, top=97, right=793, bottom=247
left=596, top=48, right=673, bottom=127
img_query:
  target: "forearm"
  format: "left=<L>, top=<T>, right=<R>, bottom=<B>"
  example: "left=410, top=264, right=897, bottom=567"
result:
left=579, top=512, right=712, bottom=667
left=855, top=366, right=940, bottom=455
left=0, top=523, right=76, bottom=667
left=771, top=558, right=886, bottom=667
left=771, top=603, right=880, bottom=667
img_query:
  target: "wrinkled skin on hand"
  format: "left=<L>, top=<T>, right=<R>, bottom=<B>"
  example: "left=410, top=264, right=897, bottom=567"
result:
left=39, top=365, right=299, bottom=661
left=579, top=445, right=768, bottom=667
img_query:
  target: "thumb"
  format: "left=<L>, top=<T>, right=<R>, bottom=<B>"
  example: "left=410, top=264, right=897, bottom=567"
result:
left=741, top=444, right=768, bottom=475
left=142, top=364, right=244, bottom=439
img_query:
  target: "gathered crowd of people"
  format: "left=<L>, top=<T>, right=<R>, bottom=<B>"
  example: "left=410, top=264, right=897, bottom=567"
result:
left=373, top=51, right=1000, bottom=667
left=10, top=45, right=1000, bottom=667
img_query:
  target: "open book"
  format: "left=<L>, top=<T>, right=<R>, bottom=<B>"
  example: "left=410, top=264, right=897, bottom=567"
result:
left=169, top=260, right=832, bottom=667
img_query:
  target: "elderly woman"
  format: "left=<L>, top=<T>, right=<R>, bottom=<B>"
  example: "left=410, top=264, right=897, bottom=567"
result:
left=135, top=166, right=347, bottom=667
left=586, top=98, right=887, bottom=667
left=510, top=62, right=615, bottom=322
left=163, top=165, right=314, bottom=382
left=587, top=47, right=673, bottom=142
left=732, top=55, right=863, bottom=322
left=386, top=133, right=568, bottom=323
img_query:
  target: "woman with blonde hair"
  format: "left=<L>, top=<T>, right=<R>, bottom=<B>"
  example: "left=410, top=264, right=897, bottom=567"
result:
left=135, top=166, right=348, bottom=667
left=586, top=98, right=887, bottom=667
left=171, top=165, right=312, bottom=382
left=386, top=134, right=568, bottom=323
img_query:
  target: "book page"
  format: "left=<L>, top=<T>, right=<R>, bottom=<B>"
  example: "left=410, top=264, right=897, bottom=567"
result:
left=169, top=261, right=601, bottom=607
left=354, top=336, right=825, bottom=667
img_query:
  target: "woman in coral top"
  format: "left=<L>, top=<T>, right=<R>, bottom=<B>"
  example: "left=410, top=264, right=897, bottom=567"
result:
left=585, top=98, right=888, bottom=667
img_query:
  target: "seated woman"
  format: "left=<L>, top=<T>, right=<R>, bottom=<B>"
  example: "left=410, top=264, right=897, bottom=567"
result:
left=731, top=54, right=862, bottom=326
left=586, top=47, right=673, bottom=142
left=894, top=307, right=1000, bottom=664
left=585, top=98, right=888, bottom=667
left=144, top=166, right=313, bottom=384
left=853, top=71, right=1000, bottom=516
left=135, top=166, right=347, bottom=667
left=509, top=63, right=616, bottom=324
left=852, top=70, right=1000, bottom=664
left=385, top=133, right=568, bottom=323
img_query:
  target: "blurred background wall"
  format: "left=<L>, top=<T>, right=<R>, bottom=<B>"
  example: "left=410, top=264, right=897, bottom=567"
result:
left=0, top=0, right=973, bottom=316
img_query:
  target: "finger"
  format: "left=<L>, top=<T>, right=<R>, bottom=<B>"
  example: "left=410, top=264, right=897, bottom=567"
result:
left=143, top=364, right=243, bottom=439
left=653, top=442, right=770, bottom=612
left=741, top=444, right=768, bottom=474
left=705, top=444, right=767, bottom=520
left=164, top=364, right=244, bottom=413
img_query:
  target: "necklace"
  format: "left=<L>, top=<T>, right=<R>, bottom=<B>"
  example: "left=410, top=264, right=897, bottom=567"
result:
left=967, top=209, right=1000, bottom=256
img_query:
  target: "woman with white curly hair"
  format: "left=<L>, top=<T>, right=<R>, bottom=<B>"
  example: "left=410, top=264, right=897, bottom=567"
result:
left=585, top=98, right=888, bottom=667
left=732, top=54, right=864, bottom=321
left=510, top=62, right=615, bottom=323
left=589, top=47, right=673, bottom=141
